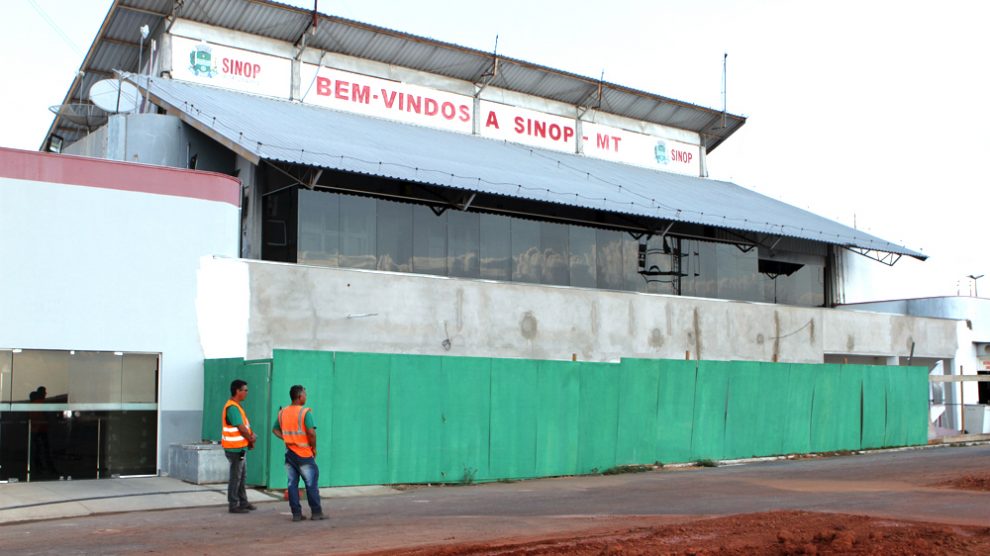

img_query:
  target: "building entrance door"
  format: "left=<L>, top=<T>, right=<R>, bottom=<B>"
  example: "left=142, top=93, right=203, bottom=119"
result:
left=0, top=349, right=159, bottom=482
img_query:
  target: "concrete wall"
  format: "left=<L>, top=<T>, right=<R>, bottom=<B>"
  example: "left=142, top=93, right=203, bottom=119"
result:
left=0, top=148, right=241, bottom=472
left=840, top=296, right=990, bottom=407
left=197, top=258, right=960, bottom=364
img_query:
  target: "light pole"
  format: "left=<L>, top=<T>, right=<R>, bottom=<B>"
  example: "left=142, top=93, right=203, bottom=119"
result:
left=138, top=25, right=150, bottom=112
left=967, top=274, right=984, bottom=297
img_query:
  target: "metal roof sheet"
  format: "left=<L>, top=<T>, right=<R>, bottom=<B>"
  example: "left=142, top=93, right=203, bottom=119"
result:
left=46, top=0, right=744, bottom=149
left=132, top=75, right=922, bottom=259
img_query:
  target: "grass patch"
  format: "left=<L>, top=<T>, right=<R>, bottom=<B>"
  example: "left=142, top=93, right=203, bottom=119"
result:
left=602, top=464, right=655, bottom=475
left=694, top=459, right=719, bottom=467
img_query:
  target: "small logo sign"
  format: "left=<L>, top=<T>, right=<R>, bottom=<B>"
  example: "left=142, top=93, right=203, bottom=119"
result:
left=189, top=43, right=217, bottom=77
left=654, top=141, right=668, bottom=165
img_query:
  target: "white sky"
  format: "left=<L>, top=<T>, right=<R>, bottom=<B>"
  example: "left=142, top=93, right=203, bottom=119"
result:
left=2, top=0, right=987, bottom=300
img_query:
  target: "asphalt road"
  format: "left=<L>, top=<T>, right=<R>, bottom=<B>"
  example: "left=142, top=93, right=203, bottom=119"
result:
left=2, top=444, right=988, bottom=555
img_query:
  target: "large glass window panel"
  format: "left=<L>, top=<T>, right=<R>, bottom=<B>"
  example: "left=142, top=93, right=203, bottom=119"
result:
left=568, top=226, right=597, bottom=288
left=511, top=219, right=542, bottom=284
left=769, top=263, right=825, bottom=307
left=339, top=195, right=377, bottom=269
left=624, top=234, right=647, bottom=293
left=541, top=222, right=569, bottom=286
left=1, top=349, right=11, bottom=403
left=641, top=235, right=677, bottom=295
left=682, top=240, right=718, bottom=298
left=121, top=354, right=158, bottom=403
left=69, top=351, right=123, bottom=404
left=297, top=189, right=340, bottom=267
left=448, top=211, right=480, bottom=278
left=480, top=214, right=511, bottom=281
left=102, top=410, right=157, bottom=476
left=596, top=229, right=625, bottom=291
left=413, top=206, right=447, bottom=276
left=376, top=200, right=413, bottom=272
left=715, top=244, right=761, bottom=302
left=12, top=350, right=68, bottom=403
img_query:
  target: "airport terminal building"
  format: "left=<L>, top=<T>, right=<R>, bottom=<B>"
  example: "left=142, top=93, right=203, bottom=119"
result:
left=1, top=0, right=973, bottom=481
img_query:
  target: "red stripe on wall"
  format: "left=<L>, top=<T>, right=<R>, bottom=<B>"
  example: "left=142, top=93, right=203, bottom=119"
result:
left=0, top=147, right=241, bottom=207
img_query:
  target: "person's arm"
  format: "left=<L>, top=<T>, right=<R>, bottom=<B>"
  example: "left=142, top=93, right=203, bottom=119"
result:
left=272, top=412, right=284, bottom=440
left=306, top=426, right=317, bottom=456
left=238, top=423, right=256, bottom=449
left=304, top=409, right=316, bottom=455
left=228, top=405, right=256, bottom=449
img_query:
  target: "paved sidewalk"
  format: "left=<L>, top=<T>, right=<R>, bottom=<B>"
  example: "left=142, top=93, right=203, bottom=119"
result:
left=0, top=476, right=396, bottom=525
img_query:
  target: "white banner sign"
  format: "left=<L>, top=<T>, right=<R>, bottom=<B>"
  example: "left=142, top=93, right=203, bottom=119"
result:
left=300, top=64, right=473, bottom=134
left=582, top=122, right=700, bottom=175
left=171, top=35, right=291, bottom=98
left=477, top=100, right=577, bottom=154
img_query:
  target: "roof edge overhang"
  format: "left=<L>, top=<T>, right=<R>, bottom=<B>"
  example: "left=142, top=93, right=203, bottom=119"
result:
left=43, top=0, right=745, bottom=151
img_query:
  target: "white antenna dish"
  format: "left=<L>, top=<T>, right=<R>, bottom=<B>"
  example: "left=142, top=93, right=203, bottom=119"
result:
left=89, top=79, right=139, bottom=113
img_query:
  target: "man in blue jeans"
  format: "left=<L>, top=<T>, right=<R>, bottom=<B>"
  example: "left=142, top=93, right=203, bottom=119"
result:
left=272, top=385, right=326, bottom=521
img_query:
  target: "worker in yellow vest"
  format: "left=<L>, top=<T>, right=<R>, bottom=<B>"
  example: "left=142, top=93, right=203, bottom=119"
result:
left=273, top=384, right=326, bottom=521
left=222, top=379, right=257, bottom=514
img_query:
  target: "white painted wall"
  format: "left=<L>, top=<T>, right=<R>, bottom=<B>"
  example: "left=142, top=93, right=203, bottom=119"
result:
left=197, top=258, right=959, bottom=365
left=0, top=158, right=239, bottom=468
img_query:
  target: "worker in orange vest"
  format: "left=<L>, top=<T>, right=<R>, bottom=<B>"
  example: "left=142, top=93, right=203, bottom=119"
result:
left=273, top=384, right=326, bottom=521
left=222, top=379, right=257, bottom=514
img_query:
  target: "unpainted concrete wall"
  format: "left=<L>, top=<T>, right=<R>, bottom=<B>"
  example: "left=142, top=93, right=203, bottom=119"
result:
left=197, top=259, right=959, bottom=363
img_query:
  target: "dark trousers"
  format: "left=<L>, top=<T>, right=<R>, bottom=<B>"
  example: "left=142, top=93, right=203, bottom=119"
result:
left=225, top=451, right=248, bottom=509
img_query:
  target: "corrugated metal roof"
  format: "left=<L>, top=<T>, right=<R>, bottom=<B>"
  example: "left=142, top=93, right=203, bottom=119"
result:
left=132, top=75, right=922, bottom=259
left=46, top=0, right=744, bottom=150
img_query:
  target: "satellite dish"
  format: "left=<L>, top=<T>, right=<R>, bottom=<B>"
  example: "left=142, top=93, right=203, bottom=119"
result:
left=48, top=103, right=108, bottom=129
left=89, top=79, right=139, bottom=113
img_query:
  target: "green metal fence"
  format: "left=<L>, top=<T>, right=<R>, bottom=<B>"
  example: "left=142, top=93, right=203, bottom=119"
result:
left=203, top=350, right=929, bottom=489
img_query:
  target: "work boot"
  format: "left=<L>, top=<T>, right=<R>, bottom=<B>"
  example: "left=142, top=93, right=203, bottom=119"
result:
left=229, top=507, right=249, bottom=514
left=310, top=513, right=328, bottom=521
left=239, top=503, right=258, bottom=511
left=292, top=514, right=306, bottom=522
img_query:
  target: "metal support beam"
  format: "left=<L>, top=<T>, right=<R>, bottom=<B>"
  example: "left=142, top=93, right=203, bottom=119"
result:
left=844, top=246, right=903, bottom=266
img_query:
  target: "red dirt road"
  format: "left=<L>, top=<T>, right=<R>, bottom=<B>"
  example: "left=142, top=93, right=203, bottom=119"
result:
left=360, top=510, right=990, bottom=555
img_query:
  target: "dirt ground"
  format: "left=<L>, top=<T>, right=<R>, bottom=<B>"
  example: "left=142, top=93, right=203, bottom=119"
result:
left=3, top=449, right=989, bottom=555
left=358, top=510, right=990, bottom=556
left=354, top=472, right=990, bottom=556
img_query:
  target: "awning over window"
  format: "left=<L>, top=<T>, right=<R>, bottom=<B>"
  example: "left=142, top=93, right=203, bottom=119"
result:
left=131, top=75, right=924, bottom=260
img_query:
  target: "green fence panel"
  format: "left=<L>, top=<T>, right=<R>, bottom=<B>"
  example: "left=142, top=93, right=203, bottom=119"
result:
left=489, top=357, right=538, bottom=479
left=440, top=356, right=491, bottom=484
left=904, top=366, right=930, bottom=446
left=810, top=364, right=844, bottom=452
left=577, top=362, right=619, bottom=474
left=836, top=365, right=864, bottom=451
left=202, top=357, right=271, bottom=486
left=656, top=359, right=697, bottom=464
left=329, top=352, right=390, bottom=486
left=202, top=358, right=246, bottom=442
left=758, top=362, right=790, bottom=457
left=535, top=360, right=581, bottom=477
left=724, top=361, right=774, bottom=459
left=884, top=365, right=909, bottom=446
left=861, top=365, right=889, bottom=449
left=388, top=354, right=445, bottom=484
left=779, top=363, right=813, bottom=455
left=615, top=359, right=660, bottom=465
left=268, top=350, right=334, bottom=489
left=886, top=365, right=929, bottom=447
left=691, top=360, right=730, bottom=461
left=239, top=360, right=272, bottom=487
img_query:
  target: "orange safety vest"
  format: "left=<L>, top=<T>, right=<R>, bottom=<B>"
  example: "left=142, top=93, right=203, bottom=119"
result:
left=221, top=400, right=252, bottom=449
left=278, top=405, right=314, bottom=458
